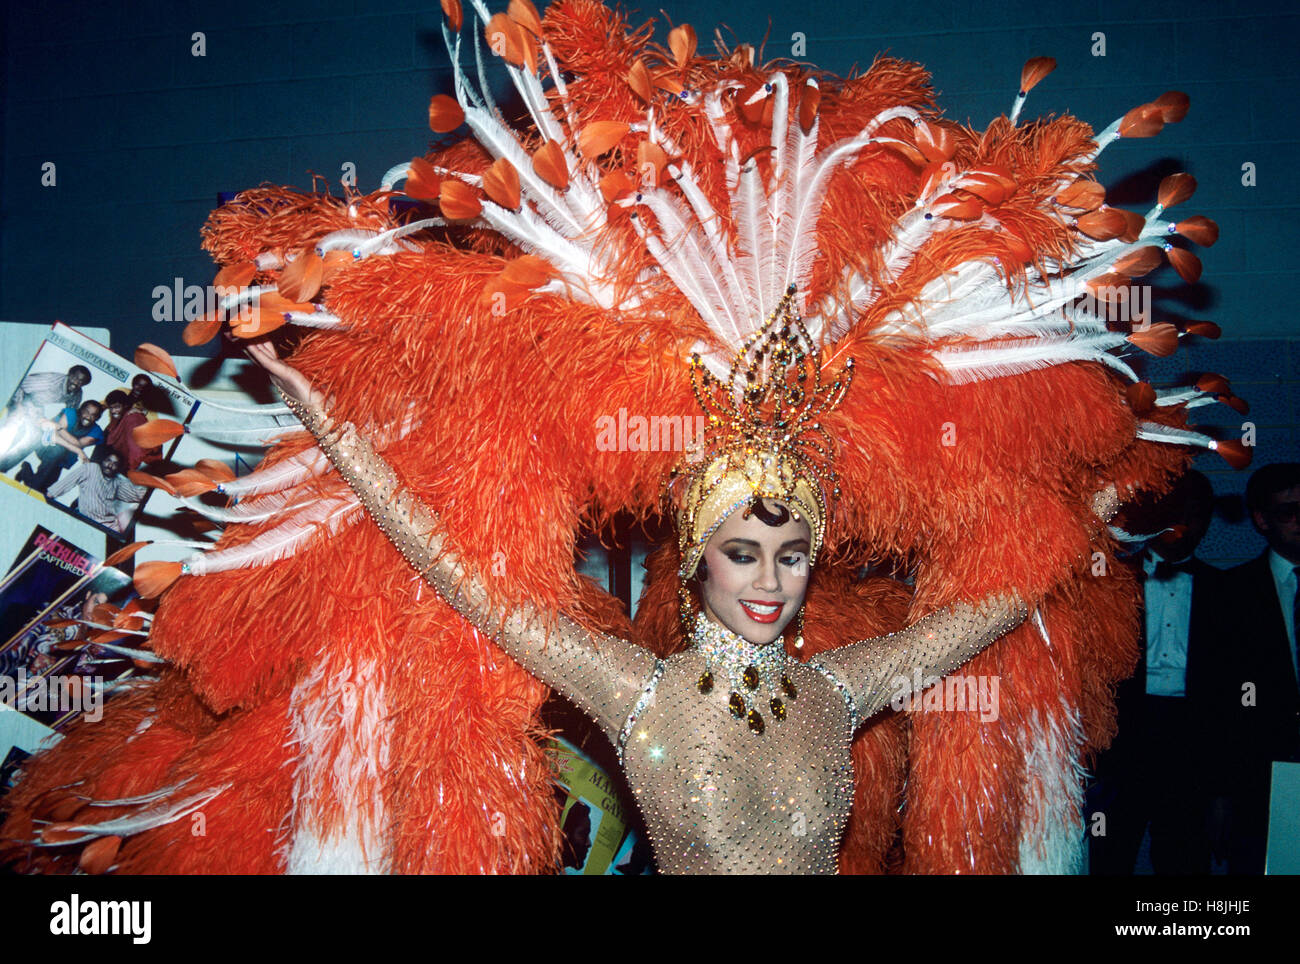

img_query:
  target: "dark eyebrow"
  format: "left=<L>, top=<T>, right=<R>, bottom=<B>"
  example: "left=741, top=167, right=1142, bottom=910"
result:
left=720, top=538, right=810, bottom=551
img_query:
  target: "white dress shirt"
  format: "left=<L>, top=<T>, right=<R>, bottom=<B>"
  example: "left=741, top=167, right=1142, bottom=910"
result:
left=1144, top=554, right=1194, bottom=697
left=1266, top=549, right=1300, bottom=684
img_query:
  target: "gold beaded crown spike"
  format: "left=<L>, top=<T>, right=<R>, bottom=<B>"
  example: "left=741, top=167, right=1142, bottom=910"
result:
left=672, top=283, right=855, bottom=596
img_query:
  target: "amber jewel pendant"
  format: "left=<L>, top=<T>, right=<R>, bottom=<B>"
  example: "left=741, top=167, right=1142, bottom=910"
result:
left=691, top=613, right=797, bottom=735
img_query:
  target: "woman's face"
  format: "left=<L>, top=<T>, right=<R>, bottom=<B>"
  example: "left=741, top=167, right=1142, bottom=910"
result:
left=697, top=499, right=811, bottom=645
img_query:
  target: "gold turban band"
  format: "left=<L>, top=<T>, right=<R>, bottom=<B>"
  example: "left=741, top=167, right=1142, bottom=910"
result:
left=671, top=285, right=854, bottom=585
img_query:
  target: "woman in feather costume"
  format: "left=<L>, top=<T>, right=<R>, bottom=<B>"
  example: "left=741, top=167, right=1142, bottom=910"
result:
left=0, top=0, right=1241, bottom=874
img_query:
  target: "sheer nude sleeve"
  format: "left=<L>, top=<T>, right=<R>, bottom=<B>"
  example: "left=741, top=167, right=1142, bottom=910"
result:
left=809, top=595, right=1029, bottom=723
left=284, top=395, right=657, bottom=743
left=810, top=484, right=1114, bottom=724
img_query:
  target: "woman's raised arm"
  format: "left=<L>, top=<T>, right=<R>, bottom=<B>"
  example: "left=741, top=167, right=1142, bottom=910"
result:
left=251, top=344, right=657, bottom=744
left=811, top=485, right=1118, bottom=722
left=810, top=595, right=1029, bottom=722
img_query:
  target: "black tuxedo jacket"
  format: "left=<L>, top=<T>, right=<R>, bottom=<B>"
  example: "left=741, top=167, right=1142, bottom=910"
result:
left=1195, top=551, right=1300, bottom=793
left=1105, top=556, right=1222, bottom=774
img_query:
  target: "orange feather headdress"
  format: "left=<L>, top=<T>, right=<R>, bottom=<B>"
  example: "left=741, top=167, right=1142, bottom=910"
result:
left=2, top=0, right=1247, bottom=876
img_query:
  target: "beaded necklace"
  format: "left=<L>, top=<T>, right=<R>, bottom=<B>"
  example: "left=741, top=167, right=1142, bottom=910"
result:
left=690, top=612, right=797, bottom=734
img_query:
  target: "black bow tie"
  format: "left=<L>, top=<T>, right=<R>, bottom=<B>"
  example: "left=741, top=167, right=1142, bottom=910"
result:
left=1149, top=557, right=1194, bottom=580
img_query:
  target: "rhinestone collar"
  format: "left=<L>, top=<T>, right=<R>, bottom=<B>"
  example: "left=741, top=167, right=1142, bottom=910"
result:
left=690, top=612, right=796, bottom=733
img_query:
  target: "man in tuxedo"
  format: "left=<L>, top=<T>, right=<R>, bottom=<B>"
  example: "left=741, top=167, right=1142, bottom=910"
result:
left=1090, top=470, right=1221, bottom=874
left=1203, top=462, right=1300, bottom=874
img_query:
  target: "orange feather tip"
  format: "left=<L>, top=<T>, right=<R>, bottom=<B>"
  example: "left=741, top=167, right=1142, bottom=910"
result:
left=404, top=156, right=443, bottom=202
left=1158, top=172, right=1196, bottom=209
left=78, top=835, right=122, bottom=875
left=182, top=313, right=224, bottom=347
left=1212, top=439, right=1252, bottom=470
left=508, top=0, right=543, bottom=36
left=213, top=260, right=257, bottom=289
left=1075, top=208, right=1127, bottom=241
left=1184, top=320, right=1221, bottom=339
left=577, top=121, right=630, bottom=159
left=40, top=824, right=88, bottom=845
left=1113, top=246, right=1163, bottom=277
left=914, top=122, right=955, bottom=162
left=127, top=470, right=177, bottom=496
left=798, top=81, right=820, bottom=132
left=736, top=80, right=769, bottom=124
left=668, top=24, right=697, bottom=68
left=1175, top=215, right=1219, bottom=246
left=439, top=178, right=482, bottom=219
left=134, top=560, right=184, bottom=599
left=196, top=458, right=236, bottom=483
left=104, top=541, right=149, bottom=567
left=131, top=419, right=186, bottom=449
left=1222, top=394, right=1250, bottom=415
left=956, top=169, right=1017, bottom=206
left=232, top=291, right=313, bottom=340
left=599, top=170, right=635, bottom=203
left=277, top=248, right=324, bottom=303
left=1125, top=382, right=1157, bottom=413
left=1119, top=103, right=1164, bottom=138
left=484, top=13, right=534, bottom=71
left=1056, top=180, right=1105, bottom=211
left=1126, top=322, right=1179, bottom=356
left=1117, top=209, right=1146, bottom=243
left=931, top=195, right=984, bottom=220
left=627, top=59, right=653, bottom=102
left=1154, top=91, right=1190, bottom=123
left=531, top=140, right=569, bottom=190
left=636, top=142, right=668, bottom=187
left=230, top=307, right=287, bottom=339
left=501, top=254, right=558, bottom=289
left=1019, top=56, right=1056, bottom=94
left=482, top=157, right=521, bottom=209
left=428, top=94, right=465, bottom=133
left=1165, top=246, right=1202, bottom=283
left=165, top=469, right=218, bottom=497
left=1195, top=373, right=1231, bottom=394
left=1085, top=273, right=1130, bottom=299
left=133, top=343, right=179, bottom=379
left=440, top=0, right=462, bottom=31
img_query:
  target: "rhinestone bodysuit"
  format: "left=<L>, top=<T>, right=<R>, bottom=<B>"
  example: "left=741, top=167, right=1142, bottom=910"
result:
left=287, top=396, right=1027, bottom=874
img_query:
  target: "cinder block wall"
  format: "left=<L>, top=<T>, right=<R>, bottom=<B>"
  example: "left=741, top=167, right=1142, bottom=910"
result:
left=3, top=0, right=1295, bottom=564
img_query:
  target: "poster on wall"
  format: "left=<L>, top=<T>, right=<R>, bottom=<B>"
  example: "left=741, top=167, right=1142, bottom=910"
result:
left=546, top=736, right=652, bottom=875
left=0, top=323, right=201, bottom=541
left=0, top=525, right=149, bottom=733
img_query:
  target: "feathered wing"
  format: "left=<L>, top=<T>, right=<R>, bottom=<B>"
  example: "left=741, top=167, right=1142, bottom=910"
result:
left=3, top=0, right=1241, bottom=874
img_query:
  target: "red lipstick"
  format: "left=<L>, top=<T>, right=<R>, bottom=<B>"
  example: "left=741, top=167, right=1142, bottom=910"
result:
left=739, top=599, right=784, bottom=624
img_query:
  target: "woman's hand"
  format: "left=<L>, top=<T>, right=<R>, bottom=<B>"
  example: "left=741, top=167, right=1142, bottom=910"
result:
left=245, top=341, right=320, bottom=407
left=1091, top=482, right=1119, bottom=523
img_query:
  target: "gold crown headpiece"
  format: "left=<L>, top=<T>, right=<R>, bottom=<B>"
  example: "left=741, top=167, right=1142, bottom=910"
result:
left=672, top=284, right=855, bottom=581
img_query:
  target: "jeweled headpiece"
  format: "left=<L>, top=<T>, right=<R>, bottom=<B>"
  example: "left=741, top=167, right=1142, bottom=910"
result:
left=672, top=284, right=854, bottom=581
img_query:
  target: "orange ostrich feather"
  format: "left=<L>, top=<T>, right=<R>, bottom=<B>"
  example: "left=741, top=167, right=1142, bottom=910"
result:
left=2, top=0, right=1233, bottom=875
